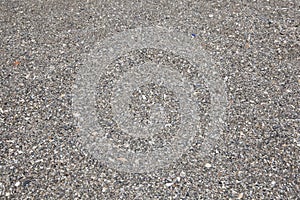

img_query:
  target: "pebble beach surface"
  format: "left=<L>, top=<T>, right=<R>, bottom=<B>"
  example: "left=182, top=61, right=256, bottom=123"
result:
left=1, top=0, right=299, bottom=199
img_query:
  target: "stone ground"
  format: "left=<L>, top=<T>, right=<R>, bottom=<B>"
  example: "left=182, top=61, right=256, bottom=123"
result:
left=0, top=0, right=299, bottom=199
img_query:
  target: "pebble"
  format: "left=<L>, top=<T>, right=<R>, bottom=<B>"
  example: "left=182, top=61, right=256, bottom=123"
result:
left=237, top=193, right=244, bottom=199
left=15, top=181, right=21, bottom=187
left=180, top=171, right=186, bottom=177
left=166, top=182, right=174, bottom=187
left=0, top=182, right=4, bottom=195
left=102, top=187, right=108, bottom=192
left=204, top=163, right=212, bottom=168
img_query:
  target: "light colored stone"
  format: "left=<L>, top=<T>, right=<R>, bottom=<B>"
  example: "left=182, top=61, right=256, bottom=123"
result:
left=205, top=163, right=212, bottom=168
left=15, top=181, right=20, bottom=187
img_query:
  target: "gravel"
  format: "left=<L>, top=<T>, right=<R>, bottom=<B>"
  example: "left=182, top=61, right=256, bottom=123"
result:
left=1, top=0, right=299, bottom=199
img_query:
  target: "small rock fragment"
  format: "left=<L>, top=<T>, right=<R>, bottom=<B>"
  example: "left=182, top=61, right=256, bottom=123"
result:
left=180, top=171, right=186, bottom=177
left=204, top=163, right=212, bottom=168
left=166, top=182, right=174, bottom=187
left=271, top=181, right=276, bottom=185
left=238, top=193, right=243, bottom=199
left=15, top=181, right=20, bottom=187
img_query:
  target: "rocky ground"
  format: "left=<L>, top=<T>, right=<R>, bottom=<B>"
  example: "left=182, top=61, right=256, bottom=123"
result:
left=1, top=0, right=299, bottom=199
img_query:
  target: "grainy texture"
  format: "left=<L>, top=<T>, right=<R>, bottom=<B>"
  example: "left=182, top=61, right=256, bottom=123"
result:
left=1, top=0, right=299, bottom=199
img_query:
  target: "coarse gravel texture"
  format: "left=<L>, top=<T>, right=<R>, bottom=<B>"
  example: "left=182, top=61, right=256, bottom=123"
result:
left=1, top=0, right=299, bottom=199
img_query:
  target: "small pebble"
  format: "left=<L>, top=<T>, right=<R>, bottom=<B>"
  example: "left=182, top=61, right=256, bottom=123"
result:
left=166, top=182, right=174, bottom=187
left=102, top=187, right=108, bottom=192
left=271, top=181, right=276, bottom=185
left=15, top=181, right=21, bottom=187
left=180, top=171, right=186, bottom=177
left=238, top=193, right=244, bottom=199
left=204, top=163, right=212, bottom=168
left=23, top=180, right=31, bottom=187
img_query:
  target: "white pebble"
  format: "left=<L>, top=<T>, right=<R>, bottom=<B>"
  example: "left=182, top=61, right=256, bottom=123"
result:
left=271, top=181, right=276, bottom=185
left=238, top=193, right=244, bottom=199
left=180, top=171, right=186, bottom=177
left=204, top=163, right=212, bottom=168
left=15, top=181, right=20, bottom=187
left=166, top=182, right=174, bottom=187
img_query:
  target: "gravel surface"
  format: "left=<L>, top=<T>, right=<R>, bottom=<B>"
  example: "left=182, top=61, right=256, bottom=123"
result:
left=1, top=0, right=299, bottom=199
